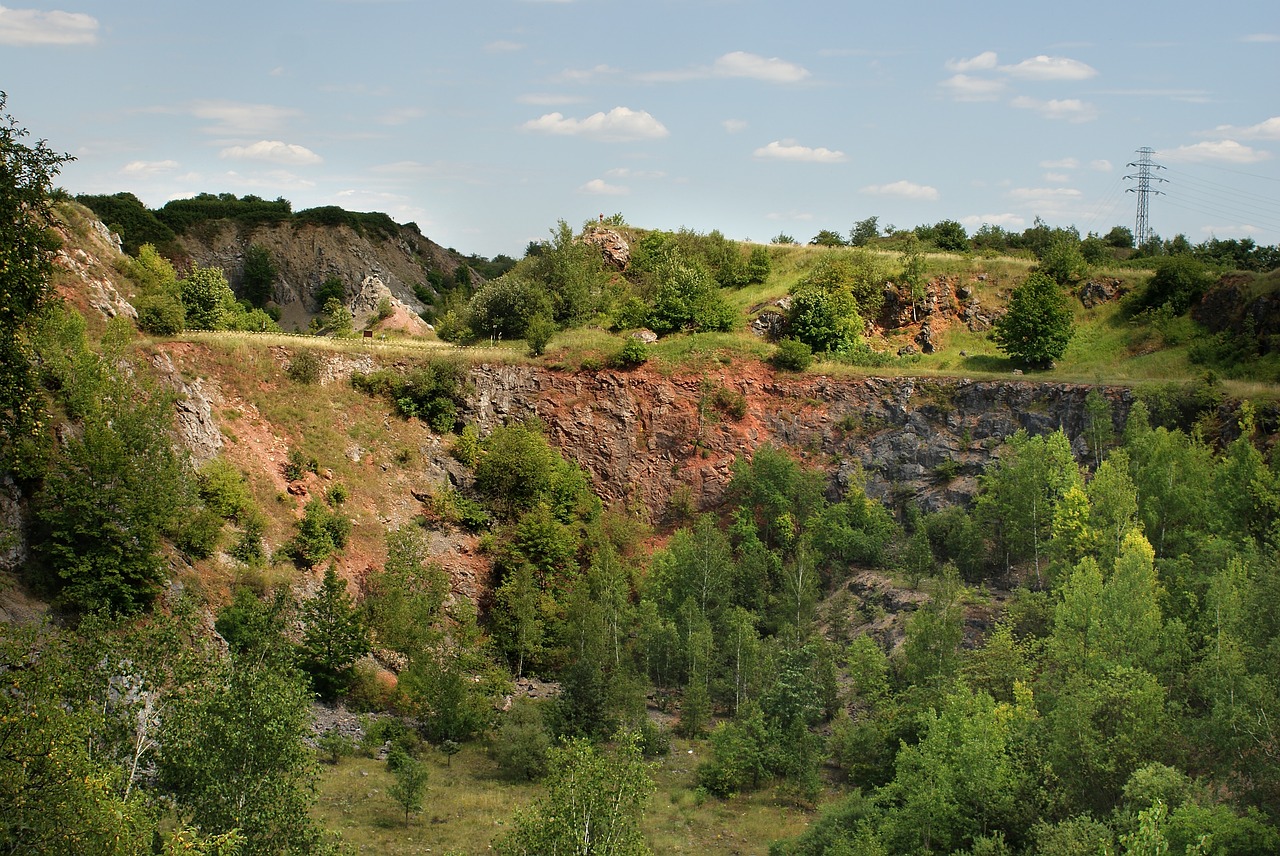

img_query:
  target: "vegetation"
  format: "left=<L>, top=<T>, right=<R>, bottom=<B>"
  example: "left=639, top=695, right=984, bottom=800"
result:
left=6, top=95, right=1280, bottom=856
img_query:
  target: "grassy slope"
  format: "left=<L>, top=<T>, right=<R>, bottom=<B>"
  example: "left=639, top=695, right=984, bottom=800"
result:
left=314, top=739, right=818, bottom=855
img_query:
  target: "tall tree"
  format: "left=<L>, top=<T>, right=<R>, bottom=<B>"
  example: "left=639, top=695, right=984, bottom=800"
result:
left=992, top=272, right=1075, bottom=368
left=299, top=565, right=370, bottom=699
left=0, top=94, right=72, bottom=467
left=494, top=734, right=654, bottom=856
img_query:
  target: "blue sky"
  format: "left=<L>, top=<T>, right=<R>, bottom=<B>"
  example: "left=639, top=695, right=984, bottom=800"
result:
left=2, top=0, right=1278, bottom=258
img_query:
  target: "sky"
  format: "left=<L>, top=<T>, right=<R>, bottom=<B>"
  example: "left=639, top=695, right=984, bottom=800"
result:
left=1, top=1, right=1278, bottom=259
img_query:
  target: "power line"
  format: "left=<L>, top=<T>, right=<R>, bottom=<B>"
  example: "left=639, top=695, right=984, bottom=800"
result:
left=1125, top=147, right=1167, bottom=244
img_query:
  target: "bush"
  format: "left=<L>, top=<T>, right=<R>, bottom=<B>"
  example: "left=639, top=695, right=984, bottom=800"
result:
left=493, top=698, right=552, bottom=780
left=135, top=291, right=185, bottom=335
left=526, top=314, right=555, bottom=357
left=613, top=337, right=649, bottom=368
left=1140, top=255, right=1216, bottom=314
left=286, top=350, right=322, bottom=384
left=771, top=338, right=812, bottom=371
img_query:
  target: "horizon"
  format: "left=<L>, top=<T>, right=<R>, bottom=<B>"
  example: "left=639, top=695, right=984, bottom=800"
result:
left=1, top=0, right=1277, bottom=259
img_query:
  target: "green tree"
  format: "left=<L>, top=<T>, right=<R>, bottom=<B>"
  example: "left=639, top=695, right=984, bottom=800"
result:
left=810, top=229, right=848, bottom=247
left=299, top=565, right=371, bottom=699
left=159, top=650, right=323, bottom=854
left=33, top=325, right=189, bottom=613
left=494, top=733, right=654, bottom=856
left=1140, top=255, right=1215, bottom=314
left=0, top=92, right=71, bottom=467
left=179, top=264, right=236, bottom=330
left=494, top=698, right=553, bottom=780
left=1038, top=233, right=1089, bottom=285
left=241, top=243, right=277, bottom=307
left=387, top=755, right=429, bottom=826
left=850, top=216, right=880, bottom=247
left=992, top=272, right=1074, bottom=368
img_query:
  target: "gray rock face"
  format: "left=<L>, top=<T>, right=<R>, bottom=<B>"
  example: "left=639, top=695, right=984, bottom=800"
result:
left=461, top=367, right=1132, bottom=520
left=150, top=352, right=224, bottom=465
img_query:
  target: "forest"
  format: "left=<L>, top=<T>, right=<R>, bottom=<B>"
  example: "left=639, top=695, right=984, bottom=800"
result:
left=4, top=96, right=1280, bottom=856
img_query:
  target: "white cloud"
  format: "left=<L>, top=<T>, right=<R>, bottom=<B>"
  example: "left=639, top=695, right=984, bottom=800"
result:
left=941, top=74, right=1005, bottom=101
left=485, top=40, right=523, bottom=52
left=377, top=107, right=425, bottom=126
left=0, top=5, right=97, bottom=45
left=518, top=93, right=588, bottom=106
left=554, top=64, right=621, bottom=83
left=945, top=51, right=998, bottom=72
left=1090, top=159, right=1113, bottom=171
left=1160, top=140, right=1271, bottom=164
left=1011, top=96, right=1098, bottom=123
left=189, top=100, right=302, bottom=135
left=1044, top=172, right=1070, bottom=183
left=120, top=159, right=180, bottom=177
left=221, top=169, right=317, bottom=192
left=1008, top=187, right=1083, bottom=204
left=1040, top=157, right=1079, bottom=169
left=605, top=167, right=665, bottom=179
left=639, top=51, right=811, bottom=85
left=860, top=180, right=939, bottom=200
left=753, top=140, right=846, bottom=163
left=961, top=213, right=1026, bottom=229
left=1206, top=116, right=1280, bottom=140
left=579, top=178, right=628, bottom=196
left=722, top=119, right=748, bottom=134
left=712, top=51, right=810, bottom=83
left=220, top=140, right=323, bottom=165
left=1240, top=33, right=1279, bottom=43
left=522, top=107, right=669, bottom=141
left=1000, top=55, right=1099, bottom=81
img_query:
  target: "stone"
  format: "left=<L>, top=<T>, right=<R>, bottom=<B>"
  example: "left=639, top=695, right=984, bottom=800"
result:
left=580, top=227, right=631, bottom=270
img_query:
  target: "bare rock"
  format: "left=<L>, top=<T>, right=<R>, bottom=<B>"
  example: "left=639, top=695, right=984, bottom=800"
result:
left=150, top=352, right=224, bottom=465
left=750, top=309, right=787, bottom=340
left=1078, top=278, right=1124, bottom=309
left=580, top=227, right=631, bottom=270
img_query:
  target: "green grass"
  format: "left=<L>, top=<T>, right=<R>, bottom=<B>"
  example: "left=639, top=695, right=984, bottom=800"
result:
left=314, top=738, right=822, bottom=855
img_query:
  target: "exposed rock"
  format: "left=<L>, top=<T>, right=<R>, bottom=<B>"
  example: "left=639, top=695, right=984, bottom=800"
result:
left=1193, top=276, right=1280, bottom=353
left=463, top=367, right=1134, bottom=520
left=1078, top=278, right=1124, bottom=309
left=54, top=247, right=137, bottom=321
left=150, top=351, right=224, bottom=465
left=580, top=227, right=631, bottom=270
left=750, top=308, right=787, bottom=340
left=0, top=476, right=27, bottom=577
left=915, top=322, right=936, bottom=354
left=630, top=328, right=659, bottom=345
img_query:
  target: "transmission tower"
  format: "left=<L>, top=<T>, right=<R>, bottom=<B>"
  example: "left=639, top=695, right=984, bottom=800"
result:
left=1125, top=147, right=1167, bottom=246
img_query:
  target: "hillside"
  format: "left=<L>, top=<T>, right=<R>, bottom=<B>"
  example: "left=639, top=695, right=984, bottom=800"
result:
left=5, top=197, right=1280, bottom=855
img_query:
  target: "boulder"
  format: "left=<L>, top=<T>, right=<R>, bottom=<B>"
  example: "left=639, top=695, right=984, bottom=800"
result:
left=580, top=227, right=631, bottom=270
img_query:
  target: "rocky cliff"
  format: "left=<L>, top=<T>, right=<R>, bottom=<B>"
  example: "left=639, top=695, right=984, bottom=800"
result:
left=462, top=363, right=1132, bottom=519
left=175, top=219, right=468, bottom=331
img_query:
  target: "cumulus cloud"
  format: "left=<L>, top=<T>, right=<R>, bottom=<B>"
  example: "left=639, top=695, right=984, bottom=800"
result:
left=962, top=213, right=1026, bottom=229
left=1011, top=96, right=1098, bottom=123
left=0, top=5, right=97, bottom=45
left=1159, top=140, right=1271, bottom=164
left=580, top=178, right=628, bottom=196
left=1205, top=116, right=1280, bottom=140
left=860, top=180, right=939, bottom=200
left=712, top=51, right=810, bottom=83
left=120, top=159, right=180, bottom=177
left=941, top=74, right=1006, bottom=101
left=945, top=51, right=998, bottom=72
left=1000, top=55, right=1099, bottom=81
left=522, top=107, right=669, bottom=141
left=639, top=51, right=810, bottom=84
left=753, top=140, right=846, bottom=163
left=189, top=100, right=302, bottom=136
left=220, top=140, right=323, bottom=165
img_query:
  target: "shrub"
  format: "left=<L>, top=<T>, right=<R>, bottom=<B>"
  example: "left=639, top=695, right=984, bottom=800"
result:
left=196, top=458, right=255, bottom=521
left=135, top=291, right=185, bottom=335
left=526, top=314, right=556, bottom=357
left=613, top=337, right=649, bottom=368
left=771, top=338, right=812, bottom=371
left=286, top=350, right=321, bottom=384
